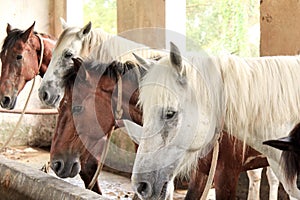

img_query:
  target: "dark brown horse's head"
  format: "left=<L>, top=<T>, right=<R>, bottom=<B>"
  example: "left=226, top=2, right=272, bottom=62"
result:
left=263, top=123, right=300, bottom=189
left=0, top=22, right=55, bottom=109
left=50, top=57, right=143, bottom=180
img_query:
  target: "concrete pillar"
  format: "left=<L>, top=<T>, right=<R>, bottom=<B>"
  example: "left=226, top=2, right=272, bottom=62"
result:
left=260, top=0, right=300, bottom=56
left=117, top=0, right=186, bottom=49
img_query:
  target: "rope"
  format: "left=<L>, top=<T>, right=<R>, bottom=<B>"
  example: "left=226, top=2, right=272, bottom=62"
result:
left=0, top=34, right=44, bottom=152
left=199, top=117, right=224, bottom=200
left=87, top=128, right=113, bottom=190
left=200, top=139, right=220, bottom=200
left=88, top=73, right=124, bottom=190
left=115, top=74, right=123, bottom=120
left=0, top=108, right=58, bottom=115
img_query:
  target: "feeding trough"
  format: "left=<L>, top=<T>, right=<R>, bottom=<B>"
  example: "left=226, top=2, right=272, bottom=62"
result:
left=0, top=155, right=109, bottom=200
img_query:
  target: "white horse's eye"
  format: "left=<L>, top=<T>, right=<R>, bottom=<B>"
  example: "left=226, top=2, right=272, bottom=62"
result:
left=64, top=51, right=73, bottom=59
left=163, top=110, right=177, bottom=120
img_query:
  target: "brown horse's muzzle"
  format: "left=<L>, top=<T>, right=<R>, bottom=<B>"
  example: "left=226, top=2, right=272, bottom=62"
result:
left=50, top=154, right=81, bottom=178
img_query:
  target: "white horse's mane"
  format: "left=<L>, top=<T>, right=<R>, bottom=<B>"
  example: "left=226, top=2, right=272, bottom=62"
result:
left=139, top=53, right=300, bottom=173
left=55, top=26, right=163, bottom=62
left=221, top=55, right=300, bottom=139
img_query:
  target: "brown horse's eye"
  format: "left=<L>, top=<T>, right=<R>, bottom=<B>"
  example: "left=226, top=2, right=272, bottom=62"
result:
left=16, top=54, right=23, bottom=60
left=72, top=105, right=84, bottom=114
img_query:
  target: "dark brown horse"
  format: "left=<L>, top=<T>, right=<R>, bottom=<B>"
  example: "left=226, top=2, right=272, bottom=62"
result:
left=0, top=22, right=55, bottom=109
left=264, top=123, right=300, bottom=190
left=50, top=57, right=270, bottom=199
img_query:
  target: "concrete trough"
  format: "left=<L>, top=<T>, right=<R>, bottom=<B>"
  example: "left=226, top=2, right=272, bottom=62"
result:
left=0, top=155, right=109, bottom=200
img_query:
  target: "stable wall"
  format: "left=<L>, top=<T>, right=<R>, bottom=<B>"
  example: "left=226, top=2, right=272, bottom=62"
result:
left=260, top=0, right=300, bottom=56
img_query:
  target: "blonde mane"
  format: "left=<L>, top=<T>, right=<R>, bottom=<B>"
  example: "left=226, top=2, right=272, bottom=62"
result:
left=220, top=55, right=300, bottom=141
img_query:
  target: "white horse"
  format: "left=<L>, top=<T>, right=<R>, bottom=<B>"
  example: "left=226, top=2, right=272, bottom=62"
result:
left=124, top=42, right=300, bottom=199
left=38, top=19, right=161, bottom=107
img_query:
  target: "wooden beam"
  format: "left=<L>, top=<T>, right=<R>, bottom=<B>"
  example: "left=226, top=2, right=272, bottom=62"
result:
left=49, top=0, right=67, bottom=38
left=260, top=0, right=300, bottom=56
left=117, top=0, right=166, bottom=48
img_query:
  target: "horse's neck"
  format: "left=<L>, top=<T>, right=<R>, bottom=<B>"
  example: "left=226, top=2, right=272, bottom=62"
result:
left=37, top=34, right=56, bottom=77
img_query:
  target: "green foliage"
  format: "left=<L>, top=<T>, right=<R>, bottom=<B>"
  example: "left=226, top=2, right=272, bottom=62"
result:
left=83, top=0, right=259, bottom=56
left=83, top=0, right=117, bottom=33
left=186, top=0, right=259, bottom=57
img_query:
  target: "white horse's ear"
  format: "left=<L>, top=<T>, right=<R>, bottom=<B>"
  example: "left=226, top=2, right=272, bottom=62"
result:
left=132, top=53, right=154, bottom=70
left=60, top=17, right=69, bottom=30
left=170, top=42, right=186, bottom=84
left=123, top=120, right=142, bottom=145
left=263, top=136, right=296, bottom=151
left=78, top=21, right=92, bottom=38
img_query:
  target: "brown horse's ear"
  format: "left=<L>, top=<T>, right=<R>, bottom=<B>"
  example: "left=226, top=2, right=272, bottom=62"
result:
left=21, top=21, right=35, bottom=43
left=6, top=23, right=12, bottom=34
left=72, top=57, right=83, bottom=72
left=72, top=57, right=90, bottom=82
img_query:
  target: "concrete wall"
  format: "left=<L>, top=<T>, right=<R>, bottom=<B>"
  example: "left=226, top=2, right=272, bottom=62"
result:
left=260, top=0, right=300, bottom=56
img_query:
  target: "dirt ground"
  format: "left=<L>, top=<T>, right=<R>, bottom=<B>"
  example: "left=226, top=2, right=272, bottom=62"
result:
left=0, top=145, right=291, bottom=200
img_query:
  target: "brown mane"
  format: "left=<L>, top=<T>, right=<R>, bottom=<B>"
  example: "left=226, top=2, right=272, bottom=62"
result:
left=62, top=59, right=145, bottom=90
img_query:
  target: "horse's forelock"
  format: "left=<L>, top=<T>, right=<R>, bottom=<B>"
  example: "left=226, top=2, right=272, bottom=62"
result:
left=1, top=28, right=23, bottom=54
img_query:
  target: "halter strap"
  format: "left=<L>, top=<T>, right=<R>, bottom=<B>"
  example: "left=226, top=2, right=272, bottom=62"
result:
left=35, top=33, right=44, bottom=74
left=115, top=74, right=123, bottom=120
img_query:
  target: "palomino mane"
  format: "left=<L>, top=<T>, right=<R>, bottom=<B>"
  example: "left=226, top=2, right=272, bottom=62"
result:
left=62, top=58, right=145, bottom=90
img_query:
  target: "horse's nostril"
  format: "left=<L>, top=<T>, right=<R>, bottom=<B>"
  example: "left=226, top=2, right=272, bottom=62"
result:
left=1, top=96, right=11, bottom=107
left=136, top=182, right=151, bottom=198
left=51, top=160, right=63, bottom=174
left=42, top=91, right=49, bottom=101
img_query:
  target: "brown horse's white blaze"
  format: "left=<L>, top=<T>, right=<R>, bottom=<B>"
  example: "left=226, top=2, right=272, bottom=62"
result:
left=0, top=22, right=55, bottom=109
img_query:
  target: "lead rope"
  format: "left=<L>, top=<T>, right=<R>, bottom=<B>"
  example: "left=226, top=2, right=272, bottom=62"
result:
left=199, top=119, right=224, bottom=200
left=88, top=74, right=123, bottom=190
left=0, top=34, right=44, bottom=152
left=200, top=137, right=220, bottom=200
